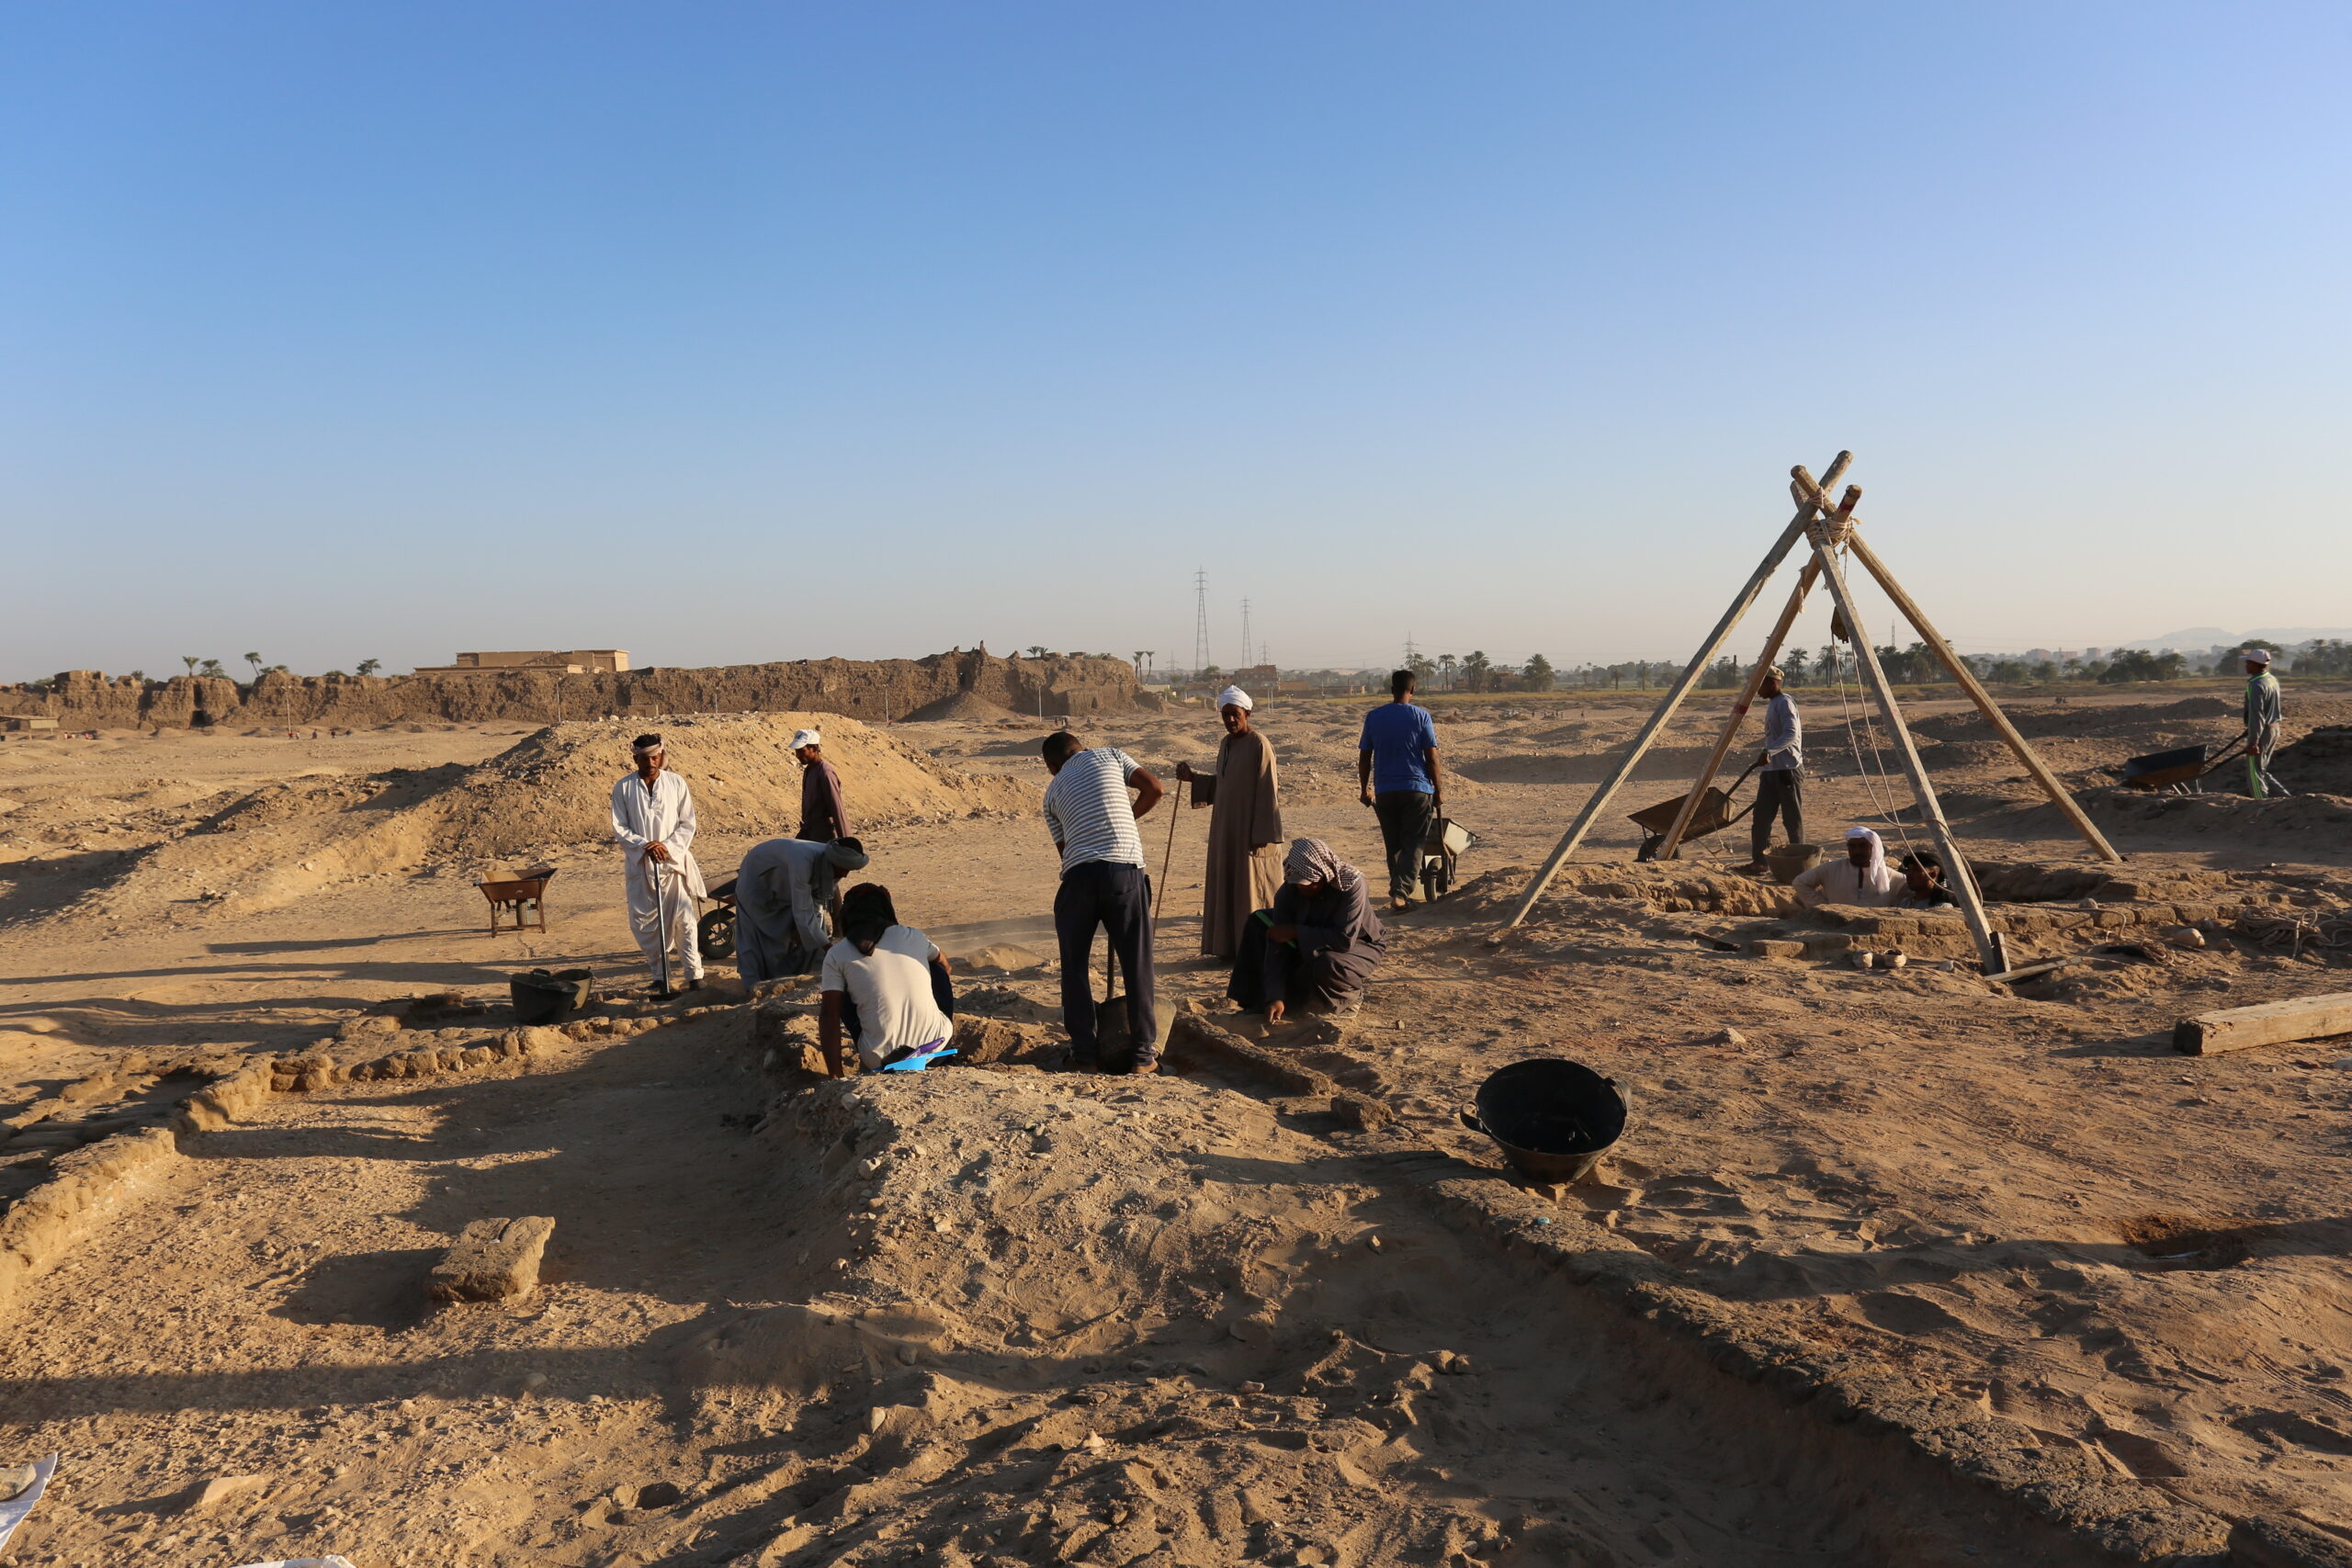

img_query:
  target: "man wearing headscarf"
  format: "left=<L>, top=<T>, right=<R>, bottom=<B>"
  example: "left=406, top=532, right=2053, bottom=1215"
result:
left=1792, top=827, right=1903, bottom=908
left=1175, top=685, right=1283, bottom=960
left=733, top=835, right=870, bottom=986
left=2240, top=649, right=2290, bottom=797
left=792, top=728, right=854, bottom=841
left=1227, top=839, right=1385, bottom=1023
left=610, top=733, right=707, bottom=998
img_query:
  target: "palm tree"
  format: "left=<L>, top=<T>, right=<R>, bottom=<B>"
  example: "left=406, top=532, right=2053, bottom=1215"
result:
left=1026, top=646, right=1048, bottom=659
left=1438, top=653, right=1458, bottom=690
left=243, top=652, right=264, bottom=683
left=356, top=659, right=380, bottom=677
left=198, top=659, right=226, bottom=679
left=181, top=656, right=198, bottom=679
left=1462, top=650, right=1492, bottom=692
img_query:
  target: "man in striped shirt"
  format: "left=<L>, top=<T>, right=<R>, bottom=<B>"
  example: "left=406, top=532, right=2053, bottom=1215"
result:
left=1042, top=730, right=1166, bottom=1073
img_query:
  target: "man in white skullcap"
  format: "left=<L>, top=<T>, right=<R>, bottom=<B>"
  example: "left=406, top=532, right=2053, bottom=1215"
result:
left=1742, top=665, right=1804, bottom=871
left=792, top=728, right=854, bottom=841
left=610, top=733, right=707, bottom=997
left=1175, top=684, right=1283, bottom=960
left=2240, top=649, right=2290, bottom=797
left=1792, top=826, right=1902, bottom=908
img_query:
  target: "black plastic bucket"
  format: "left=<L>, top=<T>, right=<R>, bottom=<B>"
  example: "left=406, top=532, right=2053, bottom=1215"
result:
left=1462, top=1058, right=1628, bottom=1185
left=511, top=967, right=594, bottom=1026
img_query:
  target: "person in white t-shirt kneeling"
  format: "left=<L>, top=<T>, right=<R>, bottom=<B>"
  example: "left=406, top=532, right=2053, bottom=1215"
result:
left=818, top=883, right=957, bottom=1077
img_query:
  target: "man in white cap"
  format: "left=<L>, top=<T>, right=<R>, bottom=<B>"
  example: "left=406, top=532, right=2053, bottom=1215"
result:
left=1741, top=665, right=1804, bottom=871
left=610, top=733, right=706, bottom=998
left=1175, top=684, right=1283, bottom=960
left=1792, top=826, right=1902, bottom=908
left=792, top=728, right=853, bottom=842
left=2240, top=649, right=2290, bottom=797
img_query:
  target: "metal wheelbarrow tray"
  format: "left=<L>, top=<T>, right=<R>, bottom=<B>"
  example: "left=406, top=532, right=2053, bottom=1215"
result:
left=2120, top=740, right=2245, bottom=792
left=1630, top=761, right=1758, bottom=860
left=477, top=864, right=558, bottom=935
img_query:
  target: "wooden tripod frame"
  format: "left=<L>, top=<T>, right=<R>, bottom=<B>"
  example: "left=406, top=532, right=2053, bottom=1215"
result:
left=1499, top=452, right=2121, bottom=972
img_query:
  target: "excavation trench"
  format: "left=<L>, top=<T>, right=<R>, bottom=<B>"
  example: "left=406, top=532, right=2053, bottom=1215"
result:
left=5, top=1014, right=2155, bottom=1566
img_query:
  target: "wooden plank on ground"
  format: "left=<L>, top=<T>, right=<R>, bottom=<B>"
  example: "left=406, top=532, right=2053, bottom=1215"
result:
left=2173, top=992, right=2352, bottom=1056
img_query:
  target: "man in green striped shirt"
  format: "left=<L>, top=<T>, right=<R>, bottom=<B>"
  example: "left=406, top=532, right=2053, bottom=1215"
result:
left=2241, top=649, right=2289, bottom=798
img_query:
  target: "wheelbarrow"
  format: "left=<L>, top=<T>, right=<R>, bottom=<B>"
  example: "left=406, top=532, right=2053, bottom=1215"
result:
left=2120, top=738, right=2247, bottom=794
left=477, top=864, right=557, bottom=935
left=1419, top=817, right=1476, bottom=900
left=697, top=874, right=739, bottom=961
left=1630, top=761, right=1759, bottom=861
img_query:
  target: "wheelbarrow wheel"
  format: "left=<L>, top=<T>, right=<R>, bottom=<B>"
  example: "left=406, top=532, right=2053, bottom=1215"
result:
left=697, top=907, right=737, bottom=963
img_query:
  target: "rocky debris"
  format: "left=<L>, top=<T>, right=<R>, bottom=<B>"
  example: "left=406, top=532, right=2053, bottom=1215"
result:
left=425, top=1215, right=556, bottom=1303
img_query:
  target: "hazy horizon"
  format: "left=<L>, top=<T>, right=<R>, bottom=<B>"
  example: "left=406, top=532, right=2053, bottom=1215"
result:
left=5, top=4, right=2347, bottom=684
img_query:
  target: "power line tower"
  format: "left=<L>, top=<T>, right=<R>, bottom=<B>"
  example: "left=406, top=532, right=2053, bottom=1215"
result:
left=1239, top=599, right=1253, bottom=671
left=1192, top=570, right=1210, bottom=679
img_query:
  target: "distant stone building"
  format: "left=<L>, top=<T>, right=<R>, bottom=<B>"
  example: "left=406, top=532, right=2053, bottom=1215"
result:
left=413, top=649, right=630, bottom=676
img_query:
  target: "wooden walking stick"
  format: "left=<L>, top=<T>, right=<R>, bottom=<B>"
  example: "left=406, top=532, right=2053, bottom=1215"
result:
left=1152, top=776, right=1184, bottom=936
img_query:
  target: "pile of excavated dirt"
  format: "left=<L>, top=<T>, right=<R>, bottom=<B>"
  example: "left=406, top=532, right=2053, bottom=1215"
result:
left=899, top=693, right=1030, bottom=724
left=2274, top=726, right=2352, bottom=795
left=32, top=715, right=1032, bottom=930
left=413, top=713, right=1030, bottom=856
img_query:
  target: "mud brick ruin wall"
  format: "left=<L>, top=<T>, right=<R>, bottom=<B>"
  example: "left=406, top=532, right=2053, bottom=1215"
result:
left=0, top=649, right=1143, bottom=730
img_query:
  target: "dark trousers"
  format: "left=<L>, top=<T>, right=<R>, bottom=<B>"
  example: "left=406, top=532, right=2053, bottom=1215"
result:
left=1227, top=912, right=1337, bottom=1014
left=1374, top=790, right=1435, bottom=902
left=1751, top=768, right=1804, bottom=859
left=1054, top=861, right=1157, bottom=1066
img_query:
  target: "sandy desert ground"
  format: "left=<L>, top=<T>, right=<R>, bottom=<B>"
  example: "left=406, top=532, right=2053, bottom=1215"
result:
left=4, top=684, right=2352, bottom=1567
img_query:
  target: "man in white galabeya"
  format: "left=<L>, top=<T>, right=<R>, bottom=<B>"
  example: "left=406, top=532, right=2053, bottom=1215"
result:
left=610, top=732, right=706, bottom=998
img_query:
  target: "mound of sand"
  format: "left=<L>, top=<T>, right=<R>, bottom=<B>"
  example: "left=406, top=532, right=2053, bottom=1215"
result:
left=2275, top=726, right=2352, bottom=795
left=415, top=713, right=1031, bottom=857
left=38, top=714, right=1033, bottom=927
left=899, top=692, right=1029, bottom=724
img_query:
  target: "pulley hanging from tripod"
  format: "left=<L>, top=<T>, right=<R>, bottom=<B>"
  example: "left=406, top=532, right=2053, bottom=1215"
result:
left=1829, top=606, right=1853, bottom=644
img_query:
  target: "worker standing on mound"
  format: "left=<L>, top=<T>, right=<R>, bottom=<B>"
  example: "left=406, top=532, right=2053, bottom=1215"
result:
left=610, top=734, right=706, bottom=998
left=2241, top=649, right=2290, bottom=798
left=1041, top=729, right=1164, bottom=1074
left=1358, top=669, right=1443, bottom=912
left=1174, top=684, right=1283, bottom=961
left=793, top=728, right=853, bottom=841
left=1742, top=666, right=1804, bottom=872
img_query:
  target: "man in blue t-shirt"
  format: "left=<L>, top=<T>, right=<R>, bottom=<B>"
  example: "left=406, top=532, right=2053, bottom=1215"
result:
left=1356, top=670, right=1444, bottom=910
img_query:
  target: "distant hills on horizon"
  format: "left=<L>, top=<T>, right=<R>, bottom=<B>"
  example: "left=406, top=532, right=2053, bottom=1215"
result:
left=2120, top=627, right=2352, bottom=652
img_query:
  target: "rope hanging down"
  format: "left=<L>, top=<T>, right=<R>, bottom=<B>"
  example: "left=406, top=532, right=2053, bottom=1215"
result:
left=1826, top=549, right=1921, bottom=857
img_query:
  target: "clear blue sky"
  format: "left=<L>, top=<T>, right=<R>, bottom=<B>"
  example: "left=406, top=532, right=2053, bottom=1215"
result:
left=4, top=3, right=2346, bottom=681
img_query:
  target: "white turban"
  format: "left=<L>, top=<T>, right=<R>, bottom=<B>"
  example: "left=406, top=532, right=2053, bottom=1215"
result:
left=1845, top=827, right=1895, bottom=895
left=1216, top=685, right=1253, bottom=712
left=789, top=728, right=822, bottom=750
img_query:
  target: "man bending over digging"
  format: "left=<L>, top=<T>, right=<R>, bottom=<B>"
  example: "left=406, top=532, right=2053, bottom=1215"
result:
left=818, top=883, right=956, bottom=1077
